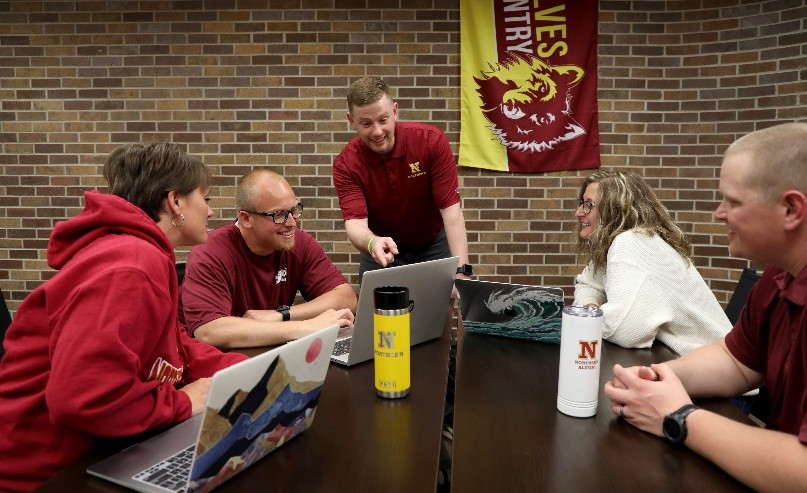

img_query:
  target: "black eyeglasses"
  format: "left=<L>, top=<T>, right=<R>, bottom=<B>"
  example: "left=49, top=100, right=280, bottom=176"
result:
left=576, top=199, right=596, bottom=214
left=244, top=202, right=304, bottom=224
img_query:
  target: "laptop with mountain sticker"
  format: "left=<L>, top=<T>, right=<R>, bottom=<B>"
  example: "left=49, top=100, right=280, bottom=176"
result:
left=87, top=325, right=339, bottom=493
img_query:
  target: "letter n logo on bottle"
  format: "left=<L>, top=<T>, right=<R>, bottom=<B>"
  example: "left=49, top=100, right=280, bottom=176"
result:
left=378, top=331, right=395, bottom=349
left=577, top=340, right=598, bottom=360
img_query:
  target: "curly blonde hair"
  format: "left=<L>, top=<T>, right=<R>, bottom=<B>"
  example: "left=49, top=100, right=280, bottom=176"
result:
left=575, top=171, right=691, bottom=273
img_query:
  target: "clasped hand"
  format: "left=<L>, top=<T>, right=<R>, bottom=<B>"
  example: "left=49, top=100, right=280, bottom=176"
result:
left=604, top=363, right=693, bottom=437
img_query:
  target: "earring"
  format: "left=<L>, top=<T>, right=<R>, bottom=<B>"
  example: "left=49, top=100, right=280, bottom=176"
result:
left=171, top=213, right=185, bottom=228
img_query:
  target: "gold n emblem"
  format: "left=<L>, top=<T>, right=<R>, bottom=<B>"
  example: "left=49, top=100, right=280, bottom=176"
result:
left=378, top=331, right=395, bottom=349
left=409, top=162, right=421, bottom=174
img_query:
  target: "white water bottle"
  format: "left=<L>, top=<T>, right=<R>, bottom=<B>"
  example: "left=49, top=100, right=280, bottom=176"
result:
left=557, top=305, right=603, bottom=418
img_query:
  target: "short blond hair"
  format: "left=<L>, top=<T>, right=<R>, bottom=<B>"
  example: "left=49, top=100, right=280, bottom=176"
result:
left=346, top=76, right=393, bottom=112
left=726, top=122, right=807, bottom=203
left=235, top=168, right=286, bottom=211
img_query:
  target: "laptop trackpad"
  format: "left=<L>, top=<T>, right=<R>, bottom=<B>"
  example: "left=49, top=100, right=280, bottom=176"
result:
left=139, top=413, right=203, bottom=452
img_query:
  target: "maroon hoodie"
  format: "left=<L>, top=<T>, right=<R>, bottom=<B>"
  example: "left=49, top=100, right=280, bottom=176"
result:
left=0, top=191, right=246, bottom=492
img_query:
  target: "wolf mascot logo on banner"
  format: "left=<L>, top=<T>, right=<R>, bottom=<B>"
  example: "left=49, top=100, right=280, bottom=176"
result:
left=475, top=54, right=586, bottom=153
left=460, top=0, right=600, bottom=174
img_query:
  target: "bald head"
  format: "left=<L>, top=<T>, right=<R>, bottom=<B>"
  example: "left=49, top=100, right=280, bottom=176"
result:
left=235, top=169, right=293, bottom=212
left=725, top=122, right=807, bottom=203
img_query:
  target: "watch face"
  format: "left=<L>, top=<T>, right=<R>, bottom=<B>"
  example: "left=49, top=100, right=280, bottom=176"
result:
left=663, top=416, right=683, bottom=442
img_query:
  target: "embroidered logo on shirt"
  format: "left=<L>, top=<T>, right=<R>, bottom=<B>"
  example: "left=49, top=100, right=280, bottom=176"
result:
left=148, top=357, right=184, bottom=385
left=408, top=162, right=426, bottom=178
left=275, top=268, right=287, bottom=284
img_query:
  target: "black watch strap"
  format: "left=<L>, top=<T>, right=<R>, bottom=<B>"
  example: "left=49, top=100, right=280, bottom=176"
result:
left=663, top=403, right=699, bottom=444
left=456, top=264, right=473, bottom=276
left=276, top=305, right=290, bottom=322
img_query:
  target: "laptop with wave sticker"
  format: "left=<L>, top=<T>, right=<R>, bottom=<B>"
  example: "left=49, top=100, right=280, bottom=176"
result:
left=87, top=325, right=339, bottom=493
left=455, top=278, right=564, bottom=344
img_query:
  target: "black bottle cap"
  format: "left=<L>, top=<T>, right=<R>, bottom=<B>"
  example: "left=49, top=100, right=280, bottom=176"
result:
left=374, top=286, right=409, bottom=310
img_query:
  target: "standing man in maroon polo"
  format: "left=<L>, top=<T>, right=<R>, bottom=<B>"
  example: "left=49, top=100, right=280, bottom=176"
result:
left=332, top=76, right=473, bottom=281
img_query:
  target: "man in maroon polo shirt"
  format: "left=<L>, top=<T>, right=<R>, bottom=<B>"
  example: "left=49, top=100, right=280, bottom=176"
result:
left=179, top=169, right=356, bottom=350
left=333, top=76, right=472, bottom=280
left=604, top=122, right=807, bottom=491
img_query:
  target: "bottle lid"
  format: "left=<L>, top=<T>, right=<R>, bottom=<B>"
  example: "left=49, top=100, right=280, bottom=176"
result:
left=562, top=304, right=603, bottom=317
left=374, top=286, right=409, bottom=310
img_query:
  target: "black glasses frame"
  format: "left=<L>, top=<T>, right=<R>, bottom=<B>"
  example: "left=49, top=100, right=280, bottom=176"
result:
left=576, top=199, right=596, bottom=214
left=244, top=201, right=304, bottom=224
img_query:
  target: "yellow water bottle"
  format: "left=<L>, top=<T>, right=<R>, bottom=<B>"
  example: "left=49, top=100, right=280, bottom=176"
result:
left=373, top=286, right=412, bottom=398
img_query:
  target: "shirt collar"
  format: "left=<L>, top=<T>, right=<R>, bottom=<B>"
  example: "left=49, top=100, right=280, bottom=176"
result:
left=773, top=266, right=807, bottom=306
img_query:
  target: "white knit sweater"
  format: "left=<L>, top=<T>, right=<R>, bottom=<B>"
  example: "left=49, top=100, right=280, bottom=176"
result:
left=573, top=229, right=732, bottom=356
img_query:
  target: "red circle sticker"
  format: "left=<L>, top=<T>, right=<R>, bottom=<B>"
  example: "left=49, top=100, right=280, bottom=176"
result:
left=305, top=337, right=323, bottom=363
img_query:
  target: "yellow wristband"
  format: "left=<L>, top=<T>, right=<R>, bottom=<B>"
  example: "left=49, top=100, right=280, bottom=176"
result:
left=368, top=236, right=376, bottom=254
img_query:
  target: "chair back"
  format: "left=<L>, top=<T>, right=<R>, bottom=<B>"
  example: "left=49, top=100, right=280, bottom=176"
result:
left=0, top=290, right=12, bottom=361
left=175, top=262, right=186, bottom=286
left=725, top=268, right=760, bottom=326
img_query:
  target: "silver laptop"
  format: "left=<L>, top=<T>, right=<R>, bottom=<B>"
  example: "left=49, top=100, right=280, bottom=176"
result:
left=87, top=325, right=339, bottom=493
left=455, top=278, right=564, bottom=343
left=331, top=256, right=459, bottom=367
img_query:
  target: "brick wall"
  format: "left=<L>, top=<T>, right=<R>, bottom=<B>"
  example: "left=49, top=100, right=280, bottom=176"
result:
left=1, top=0, right=805, bottom=314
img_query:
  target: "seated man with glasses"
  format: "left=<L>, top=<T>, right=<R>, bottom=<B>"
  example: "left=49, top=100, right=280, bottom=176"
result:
left=179, top=168, right=357, bottom=349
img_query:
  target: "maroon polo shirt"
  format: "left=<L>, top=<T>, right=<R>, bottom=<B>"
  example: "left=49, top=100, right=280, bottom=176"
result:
left=725, top=264, right=807, bottom=443
left=333, top=121, right=460, bottom=251
left=179, top=224, right=349, bottom=335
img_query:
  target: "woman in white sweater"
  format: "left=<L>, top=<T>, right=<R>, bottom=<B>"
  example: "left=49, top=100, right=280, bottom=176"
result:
left=573, top=171, right=731, bottom=356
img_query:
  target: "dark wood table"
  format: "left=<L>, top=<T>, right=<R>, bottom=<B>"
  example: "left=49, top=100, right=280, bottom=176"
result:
left=451, top=324, right=755, bottom=493
left=36, top=306, right=454, bottom=493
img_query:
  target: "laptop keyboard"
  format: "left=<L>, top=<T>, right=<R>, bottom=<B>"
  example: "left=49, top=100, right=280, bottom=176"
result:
left=332, top=337, right=352, bottom=357
left=133, top=444, right=194, bottom=492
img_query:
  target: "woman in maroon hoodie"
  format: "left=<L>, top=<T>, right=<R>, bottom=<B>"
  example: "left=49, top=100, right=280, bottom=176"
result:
left=0, top=143, right=248, bottom=492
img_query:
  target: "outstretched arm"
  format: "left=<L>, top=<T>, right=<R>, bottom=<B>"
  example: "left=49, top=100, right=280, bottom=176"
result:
left=440, top=203, right=470, bottom=268
left=603, top=342, right=801, bottom=492
left=666, top=338, right=763, bottom=398
left=193, top=308, right=354, bottom=350
left=686, top=406, right=807, bottom=493
left=280, top=283, right=357, bottom=320
left=345, top=218, right=398, bottom=267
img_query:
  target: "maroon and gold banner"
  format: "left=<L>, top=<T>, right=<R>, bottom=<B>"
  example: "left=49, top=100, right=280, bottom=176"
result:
left=459, top=0, right=601, bottom=173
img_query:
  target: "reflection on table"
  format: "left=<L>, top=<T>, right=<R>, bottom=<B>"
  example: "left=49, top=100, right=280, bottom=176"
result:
left=35, top=307, right=454, bottom=493
left=451, top=323, right=755, bottom=493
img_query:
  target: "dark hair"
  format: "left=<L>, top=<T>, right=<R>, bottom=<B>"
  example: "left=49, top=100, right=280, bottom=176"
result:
left=346, top=76, right=393, bottom=112
left=575, top=171, right=691, bottom=273
left=103, top=143, right=210, bottom=222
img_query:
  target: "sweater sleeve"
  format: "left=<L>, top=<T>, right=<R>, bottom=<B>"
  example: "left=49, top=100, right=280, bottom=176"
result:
left=180, top=329, right=248, bottom=382
left=573, top=262, right=606, bottom=306
left=597, top=232, right=676, bottom=349
left=45, top=268, right=198, bottom=438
